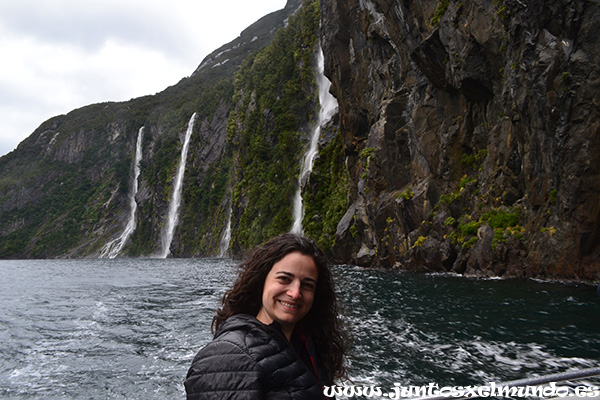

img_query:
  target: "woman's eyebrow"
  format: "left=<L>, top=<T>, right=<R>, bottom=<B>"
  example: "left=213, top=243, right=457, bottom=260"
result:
left=275, top=271, right=294, bottom=277
left=275, top=271, right=317, bottom=283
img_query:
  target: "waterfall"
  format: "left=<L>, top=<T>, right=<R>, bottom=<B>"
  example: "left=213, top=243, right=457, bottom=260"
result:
left=160, top=113, right=196, bottom=258
left=291, top=45, right=338, bottom=234
left=100, top=127, right=144, bottom=258
left=219, top=200, right=232, bottom=257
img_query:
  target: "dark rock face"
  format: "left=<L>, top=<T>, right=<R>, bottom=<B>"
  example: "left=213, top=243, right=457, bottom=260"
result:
left=321, top=0, right=600, bottom=281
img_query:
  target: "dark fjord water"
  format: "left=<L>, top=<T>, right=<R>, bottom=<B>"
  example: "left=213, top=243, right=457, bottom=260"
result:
left=0, top=259, right=598, bottom=399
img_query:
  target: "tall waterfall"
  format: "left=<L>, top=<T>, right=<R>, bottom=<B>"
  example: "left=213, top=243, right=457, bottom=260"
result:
left=291, top=46, right=338, bottom=234
left=219, top=200, right=232, bottom=257
left=160, top=113, right=196, bottom=258
left=100, top=127, right=144, bottom=258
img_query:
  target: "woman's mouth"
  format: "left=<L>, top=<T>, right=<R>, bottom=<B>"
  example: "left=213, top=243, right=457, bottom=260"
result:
left=279, top=300, right=300, bottom=310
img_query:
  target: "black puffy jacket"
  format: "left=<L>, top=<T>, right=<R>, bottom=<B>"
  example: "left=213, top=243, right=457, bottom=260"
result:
left=184, top=314, right=328, bottom=399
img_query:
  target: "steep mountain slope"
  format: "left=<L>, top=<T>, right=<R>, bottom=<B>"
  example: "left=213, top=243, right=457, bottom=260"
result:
left=0, top=0, right=303, bottom=258
left=226, top=0, right=323, bottom=252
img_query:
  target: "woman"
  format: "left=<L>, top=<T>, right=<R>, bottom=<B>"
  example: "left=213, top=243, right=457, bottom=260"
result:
left=185, top=233, right=347, bottom=399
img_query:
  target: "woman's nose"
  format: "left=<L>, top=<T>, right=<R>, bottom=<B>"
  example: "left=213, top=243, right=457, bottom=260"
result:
left=287, top=281, right=301, bottom=299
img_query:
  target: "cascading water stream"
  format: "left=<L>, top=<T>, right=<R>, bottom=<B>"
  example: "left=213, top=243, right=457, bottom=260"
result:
left=291, top=45, right=338, bottom=234
left=160, top=113, right=196, bottom=258
left=219, top=200, right=232, bottom=257
left=100, top=127, right=144, bottom=258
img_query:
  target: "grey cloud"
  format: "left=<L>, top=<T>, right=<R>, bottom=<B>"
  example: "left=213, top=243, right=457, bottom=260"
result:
left=0, top=1, right=191, bottom=60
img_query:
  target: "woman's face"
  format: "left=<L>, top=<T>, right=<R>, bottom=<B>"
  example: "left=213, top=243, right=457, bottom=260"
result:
left=256, top=251, right=318, bottom=338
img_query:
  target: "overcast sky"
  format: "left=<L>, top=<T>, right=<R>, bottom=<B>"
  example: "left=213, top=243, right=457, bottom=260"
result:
left=0, top=0, right=287, bottom=157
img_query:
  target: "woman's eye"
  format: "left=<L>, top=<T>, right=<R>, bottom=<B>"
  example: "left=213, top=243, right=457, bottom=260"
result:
left=302, top=282, right=316, bottom=291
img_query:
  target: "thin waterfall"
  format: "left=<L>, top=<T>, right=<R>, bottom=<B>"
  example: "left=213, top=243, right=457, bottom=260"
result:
left=219, top=199, right=232, bottom=257
left=100, top=127, right=144, bottom=258
left=291, top=45, right=338, bottom=234
left=160, top=113, right=196, bottom=258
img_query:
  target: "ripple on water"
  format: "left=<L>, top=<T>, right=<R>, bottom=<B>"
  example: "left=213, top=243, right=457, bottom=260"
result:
left=0, top=260, right=598, bottom=399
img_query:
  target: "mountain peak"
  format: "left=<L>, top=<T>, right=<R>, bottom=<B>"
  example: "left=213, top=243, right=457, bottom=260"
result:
left=192, top=0, right=302, bottom=76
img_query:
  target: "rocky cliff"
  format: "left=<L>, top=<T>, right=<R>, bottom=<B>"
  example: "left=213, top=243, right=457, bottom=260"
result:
left=321, top=0, right=600, bottom=281
left=0, top=0, right=598, bottom=282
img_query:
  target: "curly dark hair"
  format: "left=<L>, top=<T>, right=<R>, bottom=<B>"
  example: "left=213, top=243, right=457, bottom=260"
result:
left=213, top=233, right=348, bottom=383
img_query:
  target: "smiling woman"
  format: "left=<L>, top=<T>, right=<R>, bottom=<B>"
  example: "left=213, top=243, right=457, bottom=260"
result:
left=256, top=252, right=319, bottom=340
left=184, top=233, right=348, bottom=399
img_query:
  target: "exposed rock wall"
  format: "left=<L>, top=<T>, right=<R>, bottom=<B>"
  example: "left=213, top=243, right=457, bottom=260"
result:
left=321, top=0, right=600, bottom=281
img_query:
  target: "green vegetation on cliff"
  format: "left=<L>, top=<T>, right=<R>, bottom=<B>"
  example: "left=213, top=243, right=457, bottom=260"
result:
left=303, top=129, right=350, bottom=250
left=228, top=0, right=321, bottom=250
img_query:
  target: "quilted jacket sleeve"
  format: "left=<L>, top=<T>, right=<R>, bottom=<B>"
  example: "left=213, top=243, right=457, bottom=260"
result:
left=184, top=337, right=263, bottom=400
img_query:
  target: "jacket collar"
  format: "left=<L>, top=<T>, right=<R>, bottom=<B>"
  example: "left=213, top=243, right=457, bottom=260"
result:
left=216, top=313, right=283, bottom=338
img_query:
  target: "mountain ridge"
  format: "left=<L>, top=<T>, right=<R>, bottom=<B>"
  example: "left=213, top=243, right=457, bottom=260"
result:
left=0, top=0, right=304, bottom=259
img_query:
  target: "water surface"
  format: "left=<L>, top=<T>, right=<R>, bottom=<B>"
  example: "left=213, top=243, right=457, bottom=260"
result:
left=0, top=259, right=598, bottom=399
